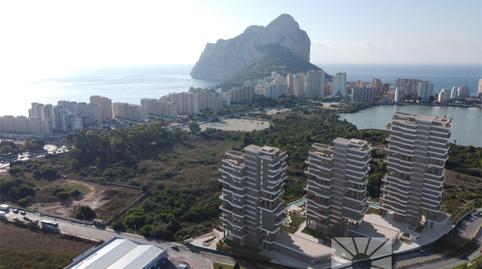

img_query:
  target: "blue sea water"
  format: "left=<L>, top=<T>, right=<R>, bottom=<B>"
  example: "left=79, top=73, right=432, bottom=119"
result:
left=1, top=64, right=480, bottom=117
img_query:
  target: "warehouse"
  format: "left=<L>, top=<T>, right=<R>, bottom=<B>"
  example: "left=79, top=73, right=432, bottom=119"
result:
left=64, top=237, right=168, bottom=269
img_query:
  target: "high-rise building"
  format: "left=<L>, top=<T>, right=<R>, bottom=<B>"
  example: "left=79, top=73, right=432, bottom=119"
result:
left=437, top=89, right=450, bottom=104
left=305, top=138, right=371, bottom=236
left=450, top=87, right=458, bottom=99
left=478, top=79, right=482, bottom=97
left=372, top=78, right=383, bottom=96
left=396, top=78, right=419, bottom=97
left=286, top=73, right=294, bottom=91
left=352, top=87, right=375, bottom=103
left=381, top=112, right=452, bottom=225
left=0, top=115, right=49, bottom=134
left=417, top=81, right=434, bottom=102
left=162, top=92, right=200, bottom=115
left=90, top=95, right=113, bottom=122
left=219, top=145, right=287, bottom=248
left=457, top=85, right=471, bottom=98
left=141, top=98, right=177, bottom=118
left=293, top=73, right=305, bottom=98
left=305, top=70, right=324, bottom=99
left=88, top=103, right=102, bottom=126
left=112, top=102, right=146, bottom=121
left=333, top=72, right=347, bottom=97
left=394, top=87, right=401, bottom=103
left=229, top=87, right=254, bottom=104
left=190, top=88, right=223, bottom=112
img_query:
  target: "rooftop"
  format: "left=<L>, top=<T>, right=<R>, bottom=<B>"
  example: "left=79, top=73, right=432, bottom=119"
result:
left=393, top=112, right=452, bottom=128
left=64, top=237, right=166, bottom=269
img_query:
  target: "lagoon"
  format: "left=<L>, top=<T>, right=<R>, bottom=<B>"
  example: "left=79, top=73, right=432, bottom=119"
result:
left=338, top=105, right=481, bottom=147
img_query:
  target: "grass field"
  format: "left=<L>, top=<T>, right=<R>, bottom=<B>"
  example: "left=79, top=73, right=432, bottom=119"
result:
left=442, top=170, right=482, bottom=220
left=0, top=222, right=98, bottom=269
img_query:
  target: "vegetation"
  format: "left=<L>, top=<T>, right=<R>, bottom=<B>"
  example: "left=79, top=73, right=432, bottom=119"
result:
left=0, top=179, right=36, bottom=206
left=0, top=139, right=45, bottom=155
left=0, top=222, right=97, bottom=269
left=10, top=161, right=59, bottom=180
left=122, top=188, right=220, bottom=241
left=446, top=144, right=482, bottom=177
left=73, top=206, right=97, bottom=220
left=442, top=170, right=482, bottom=220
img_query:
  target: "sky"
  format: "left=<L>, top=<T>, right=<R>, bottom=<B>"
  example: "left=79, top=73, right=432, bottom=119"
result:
left=0, top=0, right=481, bottom=80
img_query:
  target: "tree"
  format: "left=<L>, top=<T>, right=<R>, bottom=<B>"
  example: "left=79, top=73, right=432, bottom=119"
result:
left=56, top=191, right=70, bottom=201
left=112, top=220, right=126, bottom=232
left=188, top=122, right=201, bottom=134
left=0, top=144, right=14, bottom=154
left=73, top=206, right=96, bottom=220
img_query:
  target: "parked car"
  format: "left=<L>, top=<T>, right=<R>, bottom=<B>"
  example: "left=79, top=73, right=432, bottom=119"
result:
left=12, top=208, right=18, bottom=214
left=20, top=210, right=26, bottom=215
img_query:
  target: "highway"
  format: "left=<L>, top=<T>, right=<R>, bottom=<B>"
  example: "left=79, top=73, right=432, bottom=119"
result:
left=2, top=208, right=226, bottom=269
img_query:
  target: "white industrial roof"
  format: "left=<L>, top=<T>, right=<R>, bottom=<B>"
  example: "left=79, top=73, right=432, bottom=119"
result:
left=65, top=238, right=166, bottom=269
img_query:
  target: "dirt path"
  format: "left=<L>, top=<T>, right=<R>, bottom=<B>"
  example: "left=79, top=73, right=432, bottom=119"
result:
left=32, top=179, right=108, bottom=218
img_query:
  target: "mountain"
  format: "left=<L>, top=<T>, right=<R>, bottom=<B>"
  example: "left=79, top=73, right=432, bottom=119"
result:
left=190, top=14, right=321, bottom=83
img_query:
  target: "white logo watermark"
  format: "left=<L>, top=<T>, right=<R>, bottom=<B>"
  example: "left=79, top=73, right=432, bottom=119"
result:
left=331, top=237, right=392, bottom=269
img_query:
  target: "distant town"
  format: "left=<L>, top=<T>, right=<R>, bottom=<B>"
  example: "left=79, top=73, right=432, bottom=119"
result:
left=1, top=71, right=481, bottom=138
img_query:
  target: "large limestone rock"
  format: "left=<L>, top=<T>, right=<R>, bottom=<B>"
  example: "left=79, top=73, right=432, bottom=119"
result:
left=191, top=14, right=318, bottom=82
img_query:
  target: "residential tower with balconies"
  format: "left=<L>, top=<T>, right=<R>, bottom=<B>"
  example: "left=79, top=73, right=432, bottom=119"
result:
left=380, top=112, right=452, bottom=225
left=219, top=145, right=287, bottom=248
left=305, top=138, right=371, bottom=236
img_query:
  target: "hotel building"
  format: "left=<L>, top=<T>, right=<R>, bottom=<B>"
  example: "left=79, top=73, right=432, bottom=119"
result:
left=219, top=145, right=287, bottom=248
left=305, top=138, right=371, bottom=236
left=381, top=112, right=452, bottom=225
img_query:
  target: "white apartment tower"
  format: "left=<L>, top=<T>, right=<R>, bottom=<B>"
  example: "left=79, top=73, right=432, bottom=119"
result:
left=305, top=138, right=372, bottom=236
left=381, top=112, right=452, bottom=225
left=219, top=145, right=287, bottom=248
left=333, top=72, right=347, bottom=97
left=305, top=70, right=325, bottom=99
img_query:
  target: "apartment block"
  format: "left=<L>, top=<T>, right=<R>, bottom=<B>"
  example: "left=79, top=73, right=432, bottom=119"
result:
left=0, top=115, right=49, bottom=134
left=292, top=73, right=305, bottom=98
left=90, top=95, right=113, bottom=121
left=352, top=87, right=375, bottom=103
left=162, top=92, right=199, bottom=115
left=190, top=88, right=223, bottom=112
left=305, top=70, right=325, bottom=99
left=305, top=138, right=371, bottom=236
left=219, top=145, right=287, bottom=248
left=416, top=81, right=434, bottom=102
left=141, top=98, right=177, bottom=118
left=381, top=112, right=452, bottom=225
left=229, top=87, right=254, bottom=104
left=112, top=102, right=146, bottom=122
left=333, top=72, right=347, bottom=97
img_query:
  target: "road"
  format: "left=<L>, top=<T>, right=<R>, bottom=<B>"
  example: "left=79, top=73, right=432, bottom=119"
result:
left=3, top=208, right=225, bottom=269
left=393, top=212, right=481, bottom=269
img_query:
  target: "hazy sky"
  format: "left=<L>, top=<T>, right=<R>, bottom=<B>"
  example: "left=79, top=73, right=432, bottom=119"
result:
left=0, top=0, right=481, bottom=79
